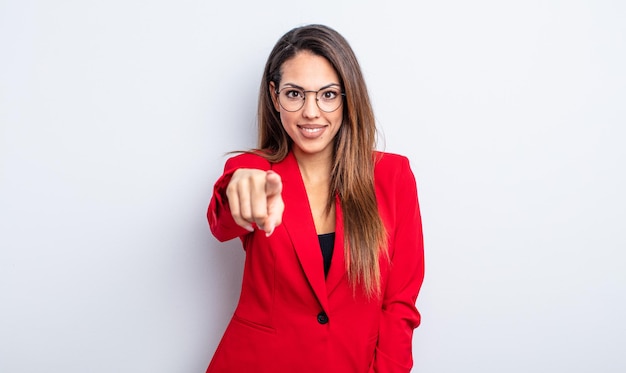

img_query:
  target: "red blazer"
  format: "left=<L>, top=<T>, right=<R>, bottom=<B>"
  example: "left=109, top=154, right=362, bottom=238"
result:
left=206, top=151, right=424, bottom=373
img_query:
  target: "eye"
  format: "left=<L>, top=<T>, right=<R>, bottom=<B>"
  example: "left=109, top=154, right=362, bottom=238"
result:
left=284, top=89, right=304, bottom=100
left=319, top=88, right=340, bottom=100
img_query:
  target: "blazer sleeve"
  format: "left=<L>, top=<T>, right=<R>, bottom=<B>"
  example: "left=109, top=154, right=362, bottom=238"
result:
left=207, top=152, right=271, bottom=242
left=372, top=156, right=425, bottom=373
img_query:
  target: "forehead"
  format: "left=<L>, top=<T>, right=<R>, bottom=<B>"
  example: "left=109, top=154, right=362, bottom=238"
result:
left=279, top=51, right=340, bottom=88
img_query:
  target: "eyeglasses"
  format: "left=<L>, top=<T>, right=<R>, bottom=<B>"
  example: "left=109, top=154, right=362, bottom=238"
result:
left=275, top=85, right=345, bottom=113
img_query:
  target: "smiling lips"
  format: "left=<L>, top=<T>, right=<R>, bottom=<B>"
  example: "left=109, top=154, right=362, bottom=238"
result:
left=298, top=124, right=327, bottom=138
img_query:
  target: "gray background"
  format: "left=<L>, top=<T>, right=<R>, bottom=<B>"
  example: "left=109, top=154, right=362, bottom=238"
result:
left=1, top=0, right=625, bottom=372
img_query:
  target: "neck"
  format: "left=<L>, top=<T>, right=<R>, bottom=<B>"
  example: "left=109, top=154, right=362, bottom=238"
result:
left=293, top=150, right=332, bottom=183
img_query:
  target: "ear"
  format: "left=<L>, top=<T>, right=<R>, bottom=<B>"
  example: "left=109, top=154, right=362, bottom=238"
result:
left=269, top=81, right=280, bottom=112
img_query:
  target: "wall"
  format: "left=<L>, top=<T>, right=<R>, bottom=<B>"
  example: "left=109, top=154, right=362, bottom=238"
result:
left=1, top=0, right=624, bottom=372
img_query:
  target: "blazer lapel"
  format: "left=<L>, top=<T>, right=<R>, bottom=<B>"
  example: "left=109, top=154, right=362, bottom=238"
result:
left=273, top=152, right=329, bottom=311
left=325, top=194, right=346, bottom=295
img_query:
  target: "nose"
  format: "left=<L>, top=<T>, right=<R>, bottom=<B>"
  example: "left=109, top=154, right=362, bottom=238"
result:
left=301, top=92, right=320, bottom=118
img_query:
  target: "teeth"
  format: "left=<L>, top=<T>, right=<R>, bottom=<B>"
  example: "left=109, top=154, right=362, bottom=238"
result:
left=302, top=127, right=322, bottom=133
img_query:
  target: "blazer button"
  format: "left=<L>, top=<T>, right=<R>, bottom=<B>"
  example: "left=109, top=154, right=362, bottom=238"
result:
left=317, top=311, right=329, bottom=325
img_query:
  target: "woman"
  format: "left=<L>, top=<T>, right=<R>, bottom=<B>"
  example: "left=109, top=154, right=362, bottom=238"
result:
left=207, top=24, right=424, bottom=373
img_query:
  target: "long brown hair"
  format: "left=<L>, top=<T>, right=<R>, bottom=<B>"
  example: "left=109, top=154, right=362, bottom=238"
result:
left=257, top=24, right=387, bottom=298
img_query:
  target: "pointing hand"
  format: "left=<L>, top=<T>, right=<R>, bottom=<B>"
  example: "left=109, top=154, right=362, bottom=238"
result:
left=226, top=169, right=284, bottom=236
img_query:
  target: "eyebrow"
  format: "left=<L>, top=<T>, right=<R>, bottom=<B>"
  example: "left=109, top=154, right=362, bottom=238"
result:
left=280, top=82, right=341, bottom=91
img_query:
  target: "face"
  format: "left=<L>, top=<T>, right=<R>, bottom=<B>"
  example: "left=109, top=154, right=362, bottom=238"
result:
left=270, top=51, right=343, bottom=161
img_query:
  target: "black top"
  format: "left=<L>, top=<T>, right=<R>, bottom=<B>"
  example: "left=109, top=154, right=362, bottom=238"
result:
left=318, top=232, right=335, bottom=277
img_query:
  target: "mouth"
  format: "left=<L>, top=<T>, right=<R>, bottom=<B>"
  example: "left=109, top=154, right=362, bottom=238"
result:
left=298, top=125, right=325, bottom=133
left=297, top=124, right=327, bottom=138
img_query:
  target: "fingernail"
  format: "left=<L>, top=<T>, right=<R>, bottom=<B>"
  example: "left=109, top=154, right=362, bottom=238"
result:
left=244, top=225, right=254, bottom=232
left=265, top=227, right=275, bottom=237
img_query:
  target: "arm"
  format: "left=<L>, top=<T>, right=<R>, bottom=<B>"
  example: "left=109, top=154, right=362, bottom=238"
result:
left=373, top=157, right=425, bottom=372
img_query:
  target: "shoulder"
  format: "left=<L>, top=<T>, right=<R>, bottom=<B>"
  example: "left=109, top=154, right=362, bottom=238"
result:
left=373, top=151, right=413, bottom=177
left=223, top=151, right=273, bottom=172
